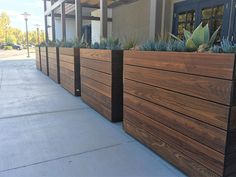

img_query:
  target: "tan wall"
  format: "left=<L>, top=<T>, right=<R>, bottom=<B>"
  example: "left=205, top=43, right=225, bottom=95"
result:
left=112, top=0, right=151, bottom=42
left=111, top=0, right=186, bottom=42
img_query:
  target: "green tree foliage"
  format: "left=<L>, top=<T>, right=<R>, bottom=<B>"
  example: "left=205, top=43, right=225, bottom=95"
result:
left=0, top=12, right=45, bottom=45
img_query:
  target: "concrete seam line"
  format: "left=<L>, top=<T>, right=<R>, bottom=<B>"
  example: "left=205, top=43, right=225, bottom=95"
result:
left=0, top=141, right=135, bottom=173
left=0, top=107, right=90, bottom=121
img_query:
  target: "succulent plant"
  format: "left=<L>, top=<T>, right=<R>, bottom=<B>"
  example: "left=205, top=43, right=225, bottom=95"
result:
left=167, top=40, right=186, bottom=52
left=170, top=23, right=221, bottom=52
left=140, top=40, right=169, bottom=51
left=220, top=38, right=236, bottom=53
left=91, top=37, right=121, bottom=50
left=210, top=45, right=221, bottom=53
left=39, top=42, right=47, bottom=47
left=122, top=37, right=138, bottom=50
left=140, top=40, right=157, bottom=51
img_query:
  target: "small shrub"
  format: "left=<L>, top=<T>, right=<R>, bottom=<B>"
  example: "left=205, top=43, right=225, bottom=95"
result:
left=210, top=38, right=236, bottom=53
left=122, top=37, right=138, bottom=50
left=140, top=40, right=168, bottom=51
left=91, top=37, right=121, bottom=50
left=4, top=45, right=13, bottom=50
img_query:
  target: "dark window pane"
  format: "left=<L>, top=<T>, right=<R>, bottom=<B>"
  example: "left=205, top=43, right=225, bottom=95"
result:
left=178, top=14, right=186, bottom=22
left=177, top=10, right=195, bottom=39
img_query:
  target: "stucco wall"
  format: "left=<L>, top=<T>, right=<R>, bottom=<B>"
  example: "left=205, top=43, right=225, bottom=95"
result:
left=112, top=0, right=151, bottom=42
left=111, top=0, right=186, bottom=42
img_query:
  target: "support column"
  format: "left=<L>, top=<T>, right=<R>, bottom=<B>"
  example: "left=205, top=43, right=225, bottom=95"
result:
left=149, top=0, right=161, bottom=40
left=75, top=0, right=83, bottom=40
left=51, top=10, right=56, bottom=41
left=61, top=2, right=66, bottom=41
left=44, top=0, right=49, bottom=43
left=100, top=0, right=108, bottom=39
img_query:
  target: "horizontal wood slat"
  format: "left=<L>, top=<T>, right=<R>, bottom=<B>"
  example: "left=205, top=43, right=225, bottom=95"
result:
left=81, top=58, right=111, bottom=74
left=80, top=49, right=123, bottom=122
left=40, top=47, right=48, bottom=76
left=124, top=65, right=232, bottom=105
left=125, top=51, right=235, bottom=80
left=123, top=119, right=220, bottom=177
left=81, top=67, right=112, bottom=86
left=48, top=47, right=60, bottom=83
left=80, top=48, right=112, bottom=62
left=124, top=93, right=227, bottom=153
left=59, top=48, right=80, bottom=96
left=124, top=106, right=224, bottom=175
left=123, top=51, right=236, bottom=177
left=35, top=47, right=41, bottom=70
left=124, top=79, right=229, bottom=130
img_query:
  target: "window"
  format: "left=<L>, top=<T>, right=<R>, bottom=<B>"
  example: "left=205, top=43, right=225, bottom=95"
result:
left=173, top=0, right=232, bottom=41
left=177, top=10, right=195, bottom=39
left=201, top=5, right=224, bottom=42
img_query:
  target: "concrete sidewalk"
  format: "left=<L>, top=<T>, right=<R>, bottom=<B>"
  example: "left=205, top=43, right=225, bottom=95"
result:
left=0, top=59, right=186, bottom=177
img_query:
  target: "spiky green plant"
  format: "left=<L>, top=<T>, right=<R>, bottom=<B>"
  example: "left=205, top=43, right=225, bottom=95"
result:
left=221, top=38, right=236, bottom=53
left=210, top=45, right=221, bottom=53
left=170, top=23, right=221, bottom=52
left=122, top=38, right=138, bottom=50
left=91, top=37, right=121, bottom=50
left=167, top=40, right=186, bottom=52
left=140, top=40, right=169, bottom=51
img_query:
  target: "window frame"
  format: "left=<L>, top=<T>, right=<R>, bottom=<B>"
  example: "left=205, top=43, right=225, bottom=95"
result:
left=172, top=0, right=232, bottom=39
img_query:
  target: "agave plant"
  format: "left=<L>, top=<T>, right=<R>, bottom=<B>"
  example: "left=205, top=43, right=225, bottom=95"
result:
left=170, top=23, right=221, bottom=52
left=91, top=37, right=121, bottom=50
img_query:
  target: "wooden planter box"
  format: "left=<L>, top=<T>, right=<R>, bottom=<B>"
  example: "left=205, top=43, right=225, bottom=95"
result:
left=59, top=48, right=80, bottom=96
left=80, top=49, right=123, bottom=122
left=48, top=47, right=60, bottom=83
left=40, top=47, right=48, bottom=75
left=123, top=51, right=236, bottom=177
left=35, top=47, right=41, bottom=70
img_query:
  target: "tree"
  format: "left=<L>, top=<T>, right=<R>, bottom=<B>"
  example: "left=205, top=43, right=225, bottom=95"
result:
left=0, top=12, right=10, bottom=43
left=0, top=12, right=45, bottom=45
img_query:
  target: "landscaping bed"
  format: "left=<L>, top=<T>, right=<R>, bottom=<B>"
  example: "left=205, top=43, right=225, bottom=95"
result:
left=48, top=47, right=60, bottom=83
left=80, top=49, right=123, bottom=122
left=59, top=47, right=80, bottom=96
left=35, top=47, right=41, bottom=70
left=40, top=47, right=48, bottom=75
left=123, top=51, right=236, bottom=177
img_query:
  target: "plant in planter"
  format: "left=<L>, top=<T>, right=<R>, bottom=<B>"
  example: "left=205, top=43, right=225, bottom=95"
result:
left=39, top=42, right=48, bottom=75
left=80, top=37, right=123, bottom=122
left=35, top=44, right=41, bottom=71
left=59, top=38, right=86, bottom=96
left=170, top=22, right=220, bottom=52
left=211, top=38, right=236, bottom=53
left=47, top=40, right=61, bottom=83
left=123, top=23, right=236, bottom=177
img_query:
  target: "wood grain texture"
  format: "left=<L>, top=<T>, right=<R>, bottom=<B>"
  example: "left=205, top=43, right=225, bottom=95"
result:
left=124, top=51, right=235, bottom=80
left=40, top=47, right=48, bottom=76
left=123, top=51, right=236, bottom=177
left=124, top=119, right=220, bottom=177
left=59, top=48, right=80, bottom=96
left=35, top=47, right=41, bottom=70
left=80, top=49, right=123, bottom=122
left=48, top=47, right=60, bottom=83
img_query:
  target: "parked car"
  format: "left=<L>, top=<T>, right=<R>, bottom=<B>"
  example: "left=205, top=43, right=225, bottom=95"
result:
left=12, top=44, right=23, bottom=50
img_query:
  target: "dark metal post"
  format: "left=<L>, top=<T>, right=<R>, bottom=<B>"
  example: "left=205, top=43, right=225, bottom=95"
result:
left=100, top=0, right=108, bottom=39
left=61, top=2, right=66, bottom=41
left=75, top=0, right=82, bottom=40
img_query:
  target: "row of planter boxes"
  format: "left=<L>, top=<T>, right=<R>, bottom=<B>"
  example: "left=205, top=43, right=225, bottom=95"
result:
left=35, top=46, right=236, bottom=177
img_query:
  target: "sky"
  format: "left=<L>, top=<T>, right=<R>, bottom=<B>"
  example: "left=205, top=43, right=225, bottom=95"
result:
left=0, top=0, right=44, bottom=31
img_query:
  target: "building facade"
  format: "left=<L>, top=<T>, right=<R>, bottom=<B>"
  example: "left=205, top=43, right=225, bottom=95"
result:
left=43, top=0, right=236, bottom=44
